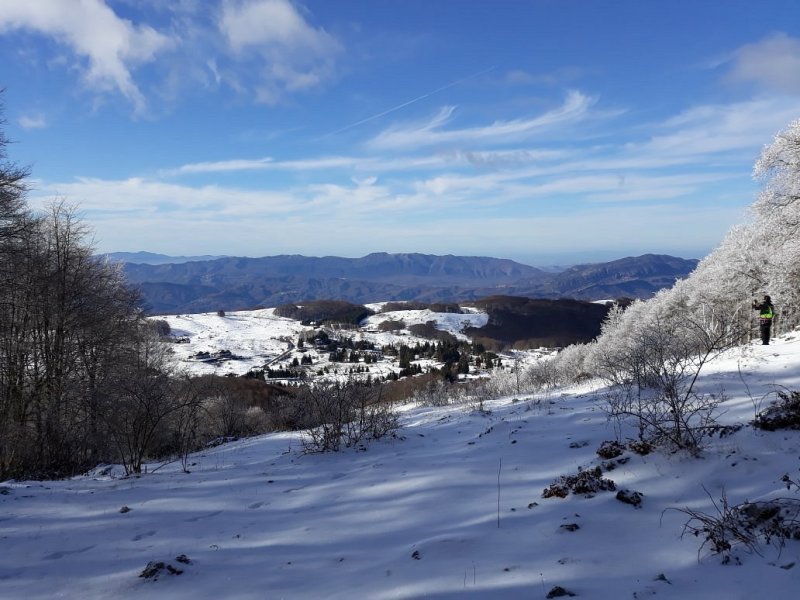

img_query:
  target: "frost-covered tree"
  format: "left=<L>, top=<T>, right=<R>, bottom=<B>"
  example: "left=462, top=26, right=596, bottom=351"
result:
left=542, top=117, right=800, bottom=453
left=589, top=288, right=733, bottom=452
left=683, top=224, right=767, bottom=341
left=751, top=118, right=800, bottom=331
left=679, top=118, right=800, bottom=336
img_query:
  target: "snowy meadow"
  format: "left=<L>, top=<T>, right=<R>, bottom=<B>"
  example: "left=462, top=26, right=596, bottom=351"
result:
left=2, top=332, right=799, bottom=599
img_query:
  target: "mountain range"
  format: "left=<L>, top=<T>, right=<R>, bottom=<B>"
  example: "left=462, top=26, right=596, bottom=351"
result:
left=111, top=252, right=699, bottom=315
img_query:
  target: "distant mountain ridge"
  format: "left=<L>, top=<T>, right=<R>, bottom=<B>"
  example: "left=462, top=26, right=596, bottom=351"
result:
left=104, top=251, right=228, bottom=265
left=115, top=252, right=698, bottom=314
left=121, top=252, right=544, bottom=284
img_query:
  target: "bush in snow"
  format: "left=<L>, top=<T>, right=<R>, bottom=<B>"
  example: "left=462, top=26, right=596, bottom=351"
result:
left=203, top=394, right=272, bottom=439
left=98, top=327, right=188, bottom=475
left=291, top=379, right=399, bottom=452
left=149, top=319, right=171, bottom=338
left=542, top=466, right=616, bottom=499
left=674, top=487, right=800, bottom=564
left=596, top=440, right=625, bottom=459
left=588, top=288, right=737, bottom=455
left=753, top=390, right=800, bottom=431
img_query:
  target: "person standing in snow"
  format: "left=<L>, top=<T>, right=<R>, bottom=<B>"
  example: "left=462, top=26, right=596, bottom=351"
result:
left=752, top=295, right=775, bottom=345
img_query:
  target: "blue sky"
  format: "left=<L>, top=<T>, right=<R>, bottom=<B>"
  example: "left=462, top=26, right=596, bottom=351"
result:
left=2, top=0, right=800, bottom=265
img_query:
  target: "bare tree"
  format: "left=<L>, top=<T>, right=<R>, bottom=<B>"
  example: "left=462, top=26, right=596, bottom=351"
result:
left=98, top=325, right=182, bottom=475
left=294, top=378, right=398, bottom=453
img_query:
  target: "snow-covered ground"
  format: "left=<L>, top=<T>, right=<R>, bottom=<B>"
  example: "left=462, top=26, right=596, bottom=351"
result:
left=159, top=306, right=494, bottom=379
left=362, top=304, right=489, bottom=343
left=2, top=334, right=800, bottom=599
left=164, top=308, right=307, bottom=375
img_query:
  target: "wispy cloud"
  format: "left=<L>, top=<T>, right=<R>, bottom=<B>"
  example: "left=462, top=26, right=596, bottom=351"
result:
left=327, top=67, right=495, bottom=136
left=165, top=157, right=275, bottom=175
left=504, top=67, right=586, bottom=87
left=368, top=90, right=599, bottom=150
left=162, top=153, right=514, bottom=177
left=631, top=96, right=800, bottom=159
left=35, top=177, right=299, bottom=218
left=18, top=113, right=47, bottom=129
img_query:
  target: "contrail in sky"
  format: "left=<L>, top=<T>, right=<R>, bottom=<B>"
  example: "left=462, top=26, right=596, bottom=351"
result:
left=325, top=66, right=496, bottom=137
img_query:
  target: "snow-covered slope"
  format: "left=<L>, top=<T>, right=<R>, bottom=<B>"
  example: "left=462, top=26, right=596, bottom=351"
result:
left=163, top=308, right=308, bottom=376
left=2, top=335, right=800, bottom=599
left=159, top=306, right=491, bottom=378
left=361, top=305, right=489, bottom=343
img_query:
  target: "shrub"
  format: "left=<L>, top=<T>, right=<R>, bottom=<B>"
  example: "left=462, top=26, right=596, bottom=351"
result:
left=543, top=466, right=616, bottom=498
left=589, top=288, right=744, bottom=455
left=382, top=372, right=455, bottom=405
left=674, top=487, right=800, bottom=563
left=753, top=390, right=800, bottom=431
left=628, top=439, right=653, bottom=455
left=596, top=440, right=626, bottom=459
left=149, top=319, right=171, bottom=337
left=291, top=380, right=399, bottom=452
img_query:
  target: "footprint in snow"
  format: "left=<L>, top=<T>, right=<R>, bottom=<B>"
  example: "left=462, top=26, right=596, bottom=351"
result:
left=184, top=510, right=223, bottom=522
left=43, top=545, right=95, bottom=560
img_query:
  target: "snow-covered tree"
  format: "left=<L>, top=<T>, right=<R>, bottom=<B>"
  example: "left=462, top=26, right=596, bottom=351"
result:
left=751, top=118, right=800, bottom=331
left=541, top=117, right=800, bottom=452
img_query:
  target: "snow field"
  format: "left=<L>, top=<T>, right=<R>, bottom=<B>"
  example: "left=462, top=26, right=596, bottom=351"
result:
left=1, top=336, right=799, bottom=598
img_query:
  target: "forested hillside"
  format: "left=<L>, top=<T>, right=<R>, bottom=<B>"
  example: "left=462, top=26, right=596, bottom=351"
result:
left=466, top=296, right=612, bottom=349
left=0, top=109, right=177, bottom=478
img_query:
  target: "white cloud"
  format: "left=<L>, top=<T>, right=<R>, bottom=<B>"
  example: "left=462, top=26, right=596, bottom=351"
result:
left=407, top=169, right=734, bottom=207
left=221, top=0, right=328, bottom=54
left=163, top=153, right=481, bottom=177
left=369, top=90, right=597, bottom=150
left=0, top=0, right=172, bottom=114
left=168, top=157, right=275, bottom=175
left=727, top=33, right=800, bottom=95
left=0, top=0, right=342, bottom=113
left=35, top=177, right=298, bottom=217
left=18, top=113, right=47, bottom=129
left=33, top=174, right=401, bottom=221
left=633, top=97, right=800, bottom=159
left=219, top=0, right=341, bottom=103
left=445, top=148, right=567, bottom=167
